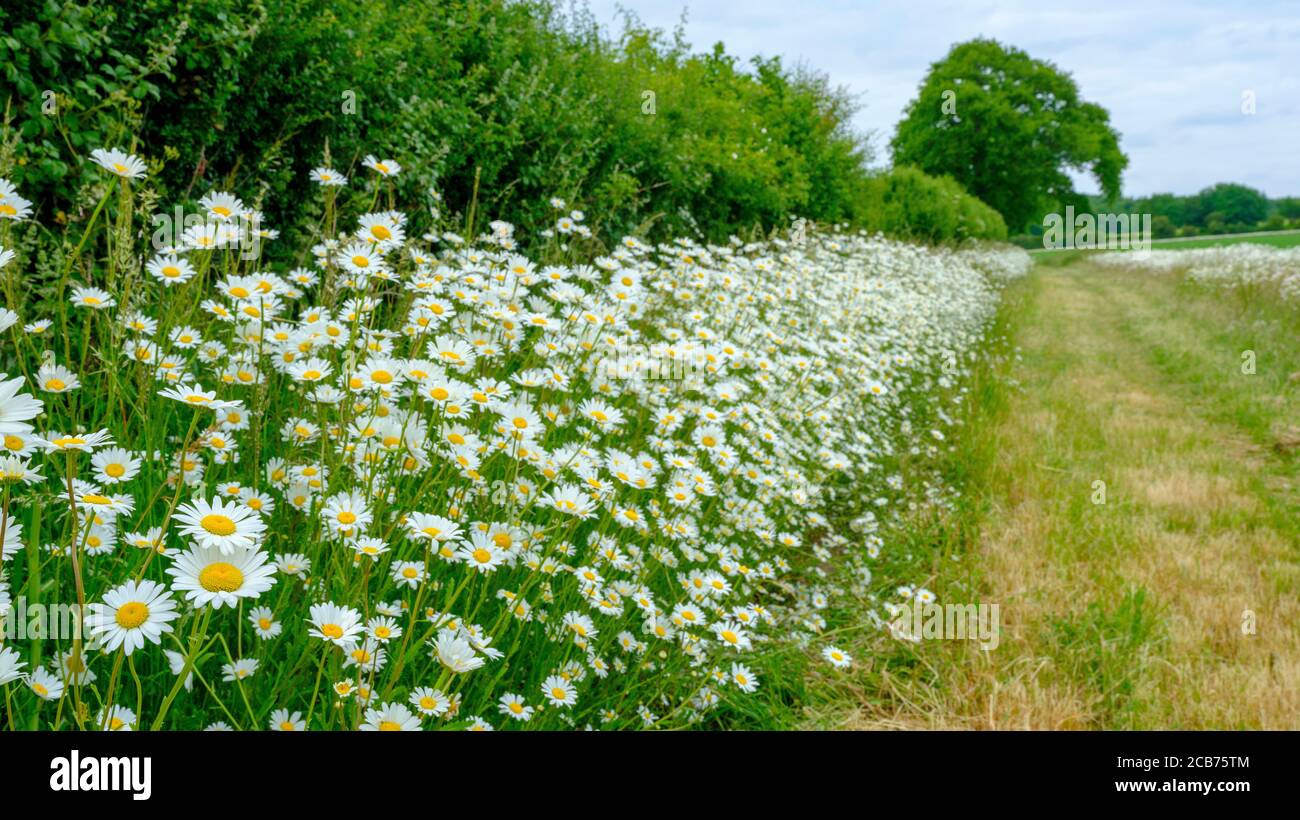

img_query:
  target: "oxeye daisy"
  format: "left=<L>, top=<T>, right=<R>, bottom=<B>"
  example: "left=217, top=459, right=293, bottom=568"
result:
left=310, top=166, right=347, bottom=186
left=307, top=601, right=364, bottom=647
left=70, top=286, right=116, bottom=310
left=270, top=709, right=305, bottom=731
left=28, top=667, right=64, bottom=701
left=147, top=254, right=197, bottom=286
left=458, top=531, right=506, bottom=574
left=199, top=191, right=245, bottom=222
left=37, top=429, right=113, bottom=453
left=37, top=363, right=80, bottom=393
left=541, top=674, right=578, bottom=708
left=91, top=447, right=141, bottom=484
left=361, top=702, right=422, bottom=731
left=432, top=632, right=485, bottom=673
left=86, top=579, right=179, bottom=656
left=174, top=496, right=267, bottom=553
left=0, top=645, right=25, bottom=685
left=248, top=606, right=282, bottom=639
left=98, top=704, right=137, bottom=731
left=166, top=542, right=277, bottom=608
left=0, top=374, right=44, bottom=434
left=321, top=490, right=372, bottom=539
left=822, top=645, right=853, bottom=668
left=90, top=147, right=147, bottom=180
left=362, top=155, right=401, bottom=177
left=221, top=658, right=259, bottom=682
left=497, top=693, right=534, bottom=722
left=409, top=686, right=450, bottom=716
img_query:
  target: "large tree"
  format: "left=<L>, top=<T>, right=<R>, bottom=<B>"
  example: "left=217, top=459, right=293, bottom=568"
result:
left=890, top=38, right=1128, bottom=233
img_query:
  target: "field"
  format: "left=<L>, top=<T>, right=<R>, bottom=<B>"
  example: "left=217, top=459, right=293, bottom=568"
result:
left=0, top=1, right=1294, bottom=744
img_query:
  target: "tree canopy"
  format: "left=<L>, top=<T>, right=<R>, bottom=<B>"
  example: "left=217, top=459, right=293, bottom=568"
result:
left=890, top=38, right=1128, bottom=232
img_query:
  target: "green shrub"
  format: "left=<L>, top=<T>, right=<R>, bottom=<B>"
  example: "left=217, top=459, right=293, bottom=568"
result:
left=858, top=166, right=1007, bottom=243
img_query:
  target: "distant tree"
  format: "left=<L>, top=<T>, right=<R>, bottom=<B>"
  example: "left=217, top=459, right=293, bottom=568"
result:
left=1193, top=183, right=1269, bottom=228
left=890, top=38, right=1128, bottom=233
left=1151, top=215, right=1175, bottom=239
left=1274, top=197, right=1300, bottom=220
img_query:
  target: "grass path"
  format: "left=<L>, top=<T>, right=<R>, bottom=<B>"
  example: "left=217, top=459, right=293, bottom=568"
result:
left=852, top=260, right=1300, bottom=729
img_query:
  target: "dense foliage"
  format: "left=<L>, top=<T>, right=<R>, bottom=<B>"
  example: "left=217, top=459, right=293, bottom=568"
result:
left=858, top=166, right=1008, bottom=243
left=890, top=38, right=1128, bottom=234
left=2, top=0, right=880, bottom=249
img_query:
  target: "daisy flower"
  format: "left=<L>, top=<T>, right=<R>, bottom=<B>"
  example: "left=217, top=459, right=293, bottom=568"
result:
left=432, top=632, right=485, bottom=673
left=37, top=429, right=113, bottom=453
left=90, top=447, right=141, bottom=484
left=28, top=667, right=64, bottom=701
left=307, top=601, right=365, bottom=647
left=174, top=496, right=267, bottom=553
left=70, top=286, right=116, bottom=310
left=320, top=489, right=372, bottom=538
left=822, top=645, right=853, bottom=668
left=458, top=531, right=507, bottom=574
left=86, top=579, right=180, bottom=655
left=362, top=155, right=401, bottom=177
left=147, top=254, right=197, bottom=286
left=270, top=709, right=306, bottom=731
left=166, top=542, right=277, bottom=608
left=199, top=191, right=245, bottom=221
left=90, top=147, right=147, bottom=180
left=310, top=167, right=347, bottom=186
left=361, top=702, right=422, bottom=731
left=730, top=663, right=759, bottom=693
left=0, top=374, right=44, bottom=434
left=36, top=363, right=80, bottom=393
left=221, top=658, right=259, bottom=682
left=409, top=686, right=450, bottom=716
left=99, top=705, right=137, bottom=731
left=497, top=693, right=534, bottom=722
left=0, top=645, right=25, bottom=685
left=248, top=606, right=282, bottom=639
left=541, top=674, right=578, bottom=708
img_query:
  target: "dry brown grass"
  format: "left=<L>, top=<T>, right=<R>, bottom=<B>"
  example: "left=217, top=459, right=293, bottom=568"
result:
left=843, top=264, right=1300, bottom=730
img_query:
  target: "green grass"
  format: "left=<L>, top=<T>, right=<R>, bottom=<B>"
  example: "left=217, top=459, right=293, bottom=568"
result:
left=802, top=259, right=1300, bottom=729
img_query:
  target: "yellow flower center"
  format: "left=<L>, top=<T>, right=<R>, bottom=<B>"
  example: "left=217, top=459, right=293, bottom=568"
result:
left=47, top=378, right=67, bottom=391
left=321, top=623, right=344, bottom=640
left=378, top=720, right=402, bottom=731
left=337, top=511, right=357, bottom=524
left=200, top=514, right=237, bottom=536
left=472, top=547, right=492, bottom=564
left=371, top=224, right=392, bottom=240
left=352, top=255, right=370, bottom=268
left=115, top=601, right=150, bottom=629
left=199, top=562, right=245, bottom=592
left=370, top=370, right=392, bottom=384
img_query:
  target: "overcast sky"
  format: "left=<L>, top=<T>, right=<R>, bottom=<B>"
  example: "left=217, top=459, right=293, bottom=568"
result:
left=582, top=0, right=1300, bottom=198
